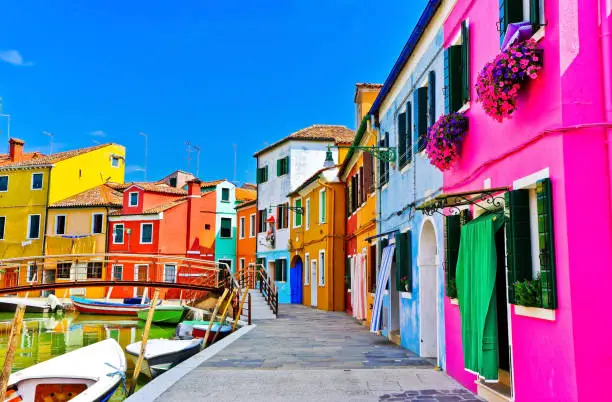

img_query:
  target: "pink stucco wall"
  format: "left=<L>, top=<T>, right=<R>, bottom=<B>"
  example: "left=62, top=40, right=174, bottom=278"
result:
left=443, top=0, right=612, bottom=401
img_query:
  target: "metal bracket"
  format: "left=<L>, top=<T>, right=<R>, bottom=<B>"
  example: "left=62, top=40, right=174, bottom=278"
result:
left=331, top=145, right=396, bottom=163
left=269, top=205, right=304, bottom=215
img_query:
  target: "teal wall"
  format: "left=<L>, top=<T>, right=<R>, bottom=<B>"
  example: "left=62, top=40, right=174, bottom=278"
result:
left=214, top=181, right=237, bottom=273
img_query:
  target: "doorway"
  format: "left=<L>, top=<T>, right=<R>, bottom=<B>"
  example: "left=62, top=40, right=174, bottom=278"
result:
left=4, top=269, right=18, bottom=288
left=418, top=220, right=438, bottom=358
left=495, top=227, right=512, bottom=388
left=389, top=251, right=400, bottom=336
left=134, top=264, right=148, bottom=297
left=42, top=270, right=56, bottom=297
left=310, top=260, right=317, bottom=307
left=290, top=256, right=303, bottom=304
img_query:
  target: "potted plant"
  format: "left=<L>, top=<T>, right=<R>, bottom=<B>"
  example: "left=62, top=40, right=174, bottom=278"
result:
left=399, top=276, right=410, bottom=292
left=425, top=112, right=469, bottom=171
left=475, top=39, right=542, bottom=122
left=447, top=278, right=458, bottom=299
left=513, top=274, right=542, bottom=307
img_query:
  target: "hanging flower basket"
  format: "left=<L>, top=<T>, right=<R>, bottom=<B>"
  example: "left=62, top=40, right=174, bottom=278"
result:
left=425, top=112, right=469, bottom=171
left=475, top=39, right=542, bottom=122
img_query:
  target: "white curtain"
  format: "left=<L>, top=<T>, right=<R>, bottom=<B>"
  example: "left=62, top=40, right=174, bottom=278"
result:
left=352, top=253, right=367, bottom=320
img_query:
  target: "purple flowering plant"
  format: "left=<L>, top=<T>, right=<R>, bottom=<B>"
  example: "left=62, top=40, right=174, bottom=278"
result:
left=425, top=112, right=469, bottom=171
left=475, top=39, right=542, bottom=122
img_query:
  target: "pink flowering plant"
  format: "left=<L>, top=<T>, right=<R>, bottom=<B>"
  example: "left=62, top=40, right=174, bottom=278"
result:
left=425, top=112, right=468, bottom=171
left=475, top=39, right=542, bottom=122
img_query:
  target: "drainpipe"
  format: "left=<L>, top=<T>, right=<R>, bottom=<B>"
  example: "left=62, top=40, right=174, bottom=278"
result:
left=318, top=179, right=336, bottom=310
left=599, top=0, right=612, bottom=247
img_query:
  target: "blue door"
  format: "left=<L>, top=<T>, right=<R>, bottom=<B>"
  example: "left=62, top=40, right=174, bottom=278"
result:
left=290, top=258, right=303, bottom=304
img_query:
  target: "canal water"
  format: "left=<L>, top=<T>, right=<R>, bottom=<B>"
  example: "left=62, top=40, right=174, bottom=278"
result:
left=0, top=312, right=176, bottom=401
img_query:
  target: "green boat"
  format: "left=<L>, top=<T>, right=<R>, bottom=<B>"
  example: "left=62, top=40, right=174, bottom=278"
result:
left=137, top=305, right=188, bottom=325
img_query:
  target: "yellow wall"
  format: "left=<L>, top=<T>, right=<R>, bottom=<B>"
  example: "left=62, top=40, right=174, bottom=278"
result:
left=357, top=90, right=379, bottom=121
left=289, top=180, right=345, bottom=311
left=49, top=144, right=125, bottom=204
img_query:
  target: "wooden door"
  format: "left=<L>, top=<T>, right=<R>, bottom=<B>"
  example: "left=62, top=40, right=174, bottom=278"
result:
left=4, top=269, right=18, bottom=289
left=135, top=265, right=148, bottom=297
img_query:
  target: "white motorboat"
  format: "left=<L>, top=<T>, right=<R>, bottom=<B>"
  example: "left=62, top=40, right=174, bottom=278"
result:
left=125, top=338, right=202, bottom=379
left=5, top=338, right=126, bottom=402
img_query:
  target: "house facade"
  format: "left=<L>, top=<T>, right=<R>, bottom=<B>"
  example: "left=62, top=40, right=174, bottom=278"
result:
left=435, top=0, right=612, bottom=401
left=236, top=199, right=257, bottom=275
left=369, top=0, right=448, bottom=366
left=339, top=83, right=381, bottom=325
left=254, top=125, right=354, bottom=304
left=288, top=165, right=346, bottom=311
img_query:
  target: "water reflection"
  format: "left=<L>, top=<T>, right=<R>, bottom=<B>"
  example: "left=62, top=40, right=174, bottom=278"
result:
left=0, top=312, right=176, bottom=401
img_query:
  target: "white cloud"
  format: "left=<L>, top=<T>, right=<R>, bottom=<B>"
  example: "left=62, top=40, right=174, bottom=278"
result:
left=89, top=130, right=106, bottom=137
left=0, top=50, right=34, bottom=66
left=125, top=165, right=145, bottom=173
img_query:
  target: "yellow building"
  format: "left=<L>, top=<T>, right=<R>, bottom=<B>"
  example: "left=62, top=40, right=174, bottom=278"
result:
left=288, top=166, right=346, bottom=311
left=45, top=184, right=124, bottom=298
left=339, top=83, right=382, bottom=325
left=0, top=138, right=125, bottom=291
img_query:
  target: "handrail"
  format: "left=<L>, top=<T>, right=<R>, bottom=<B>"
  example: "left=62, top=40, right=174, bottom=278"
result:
left=235, top=263, right=278, bottom=317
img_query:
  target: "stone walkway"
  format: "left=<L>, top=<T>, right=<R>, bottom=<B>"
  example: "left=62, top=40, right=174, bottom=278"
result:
left=156, top=305, right=480, bottom=401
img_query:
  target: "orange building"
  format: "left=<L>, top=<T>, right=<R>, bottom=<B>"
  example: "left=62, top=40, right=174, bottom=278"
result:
left=235, top=199, right=257, bottom=275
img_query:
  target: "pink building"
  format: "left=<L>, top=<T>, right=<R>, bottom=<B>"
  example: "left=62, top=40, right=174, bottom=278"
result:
left=430, top=0, right=612, bottom=401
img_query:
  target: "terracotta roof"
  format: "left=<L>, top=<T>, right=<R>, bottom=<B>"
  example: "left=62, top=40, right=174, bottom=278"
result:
left=254, top=125, right=355, bottom=157
left=235, top=199, right=257, bottom=210
left=0, top=143, right=118, bottom=168
left=235, top=187, right=256, bottom=202
left=241, top=183, right=257, bottom=190
left=0, top=151, right=46, bottom=166
left=110, top=197, right=187, bottom=215
left=199, top=179, right=227, bottom=188
left=50, top=184, right=123, bottom=208
left=108, top=182, right=187, bottom=195
left=288, top=165, right=339, bottom=196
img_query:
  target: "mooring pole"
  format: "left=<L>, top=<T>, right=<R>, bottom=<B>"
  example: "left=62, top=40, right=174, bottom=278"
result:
left=128, top=288, right=160, bottom=395
left=0, top=304, right=25, bottom=401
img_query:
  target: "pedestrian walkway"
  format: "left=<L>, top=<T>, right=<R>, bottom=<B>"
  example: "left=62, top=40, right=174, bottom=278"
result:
left=156, top=305, right=480, bottom=401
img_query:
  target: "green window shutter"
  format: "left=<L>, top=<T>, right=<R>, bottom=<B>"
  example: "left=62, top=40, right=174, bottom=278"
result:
left=384, top=135, right=391, bottom=178
left=256, top=168, right=261, bottom=184
left=504, top=189, right=533, bottom=305
left=461, top=21, right=470, bottom=104
left=274, top=259, right=281, bottom=281
left=285, top=156, right=290, bottom=174
left=416, top=87, right=428, bottom=152
left=428, top=70, right=436, bottom=127
left=295, top=200, right=302, bottom=226
left=406, top=104, right=413, bottom=165
left=264, top=166, right=268, bottom=182
left=395, top=232, right=412, bottom=292
left=444, top=49, right=450, bottom=114
left=530, top=0, right=541, bottom=31
left=277, top=159, right=282, bottom=176
left=346, top=257, right=351, bottom=288
left=398, top=112, right=407, bottom=167
left=444, top=215, right=461, bottom=297
left=537, top=178, right=557, bottom=309
left=449, top=45, right=463, bottom=113
left=321, top=191, right=326, bottom=222
left=379, top=238, right=388, bottom=264
left=500, top=0, right=524, bottom=45
left=459, top=208, right=473, bottom=225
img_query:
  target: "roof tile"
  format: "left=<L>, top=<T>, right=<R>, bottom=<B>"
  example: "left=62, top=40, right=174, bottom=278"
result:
left=254, top=125, right=355, bottom=156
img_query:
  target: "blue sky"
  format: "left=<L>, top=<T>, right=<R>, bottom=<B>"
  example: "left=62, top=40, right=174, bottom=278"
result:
left=0, top=0, right=427, bottom=183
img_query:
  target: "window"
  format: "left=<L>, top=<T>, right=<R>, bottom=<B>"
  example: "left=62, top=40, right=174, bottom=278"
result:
left=363, top=153, right=374, bottom=196
left=319, top=190, right=326, bottom=223
left=395, top=231, right=412, bottom=292
left=239, top=258, right=245, bottom=270
left=277, top=203, right=289, bottom=229
left=221, top=188, right=230, bottom=202
left=55, top=215, right=66, bottom=235
left=205, top=224, right=211, bottom=230
left=305, top=199, right=311, bottom=230
left=112, top=264, right=123, bottom=280
left=57, top=262, right=71, bottom=279
left=304, top=254, right=310, bottom=285
left=249, top=214, right=256, bottom=237
left=258, top=209, right=267, bottom=233
left=499, top=0, right=543, bottom=46
left=239, top=217, right=246, bottom=239
left=219, top=259, right=232, bottom=272
left=398, top=105, right=411, bottom=168
left=293, top=199, right=302, bottom=227
left=428, top=70, right=437, bottom=128
left=276, top=156, right=289, bottom=176
left=256, top=166, right=269, bottom=184
left=31, top=173, right=43, bottom=190
left=415, top=86, right=428, bottom=153
left=0, top=216, right=5, bottom=240
left=113, top=224, right=124, bottom=244
left=319, top=251, right=326, bottom=286
left=163, top=264, right=177, bottom=283
left=368, top=244, right=376, bottom=293
left=0, top=176, right=8, bottom=192
left=111, top=156, right=120, bottom=168
left=92, top=213, right=104, bottom=234
left=311, top=260, right=317, bottom=288
left=220, top=218, right=232, bottom=238
left=140, top=223, right=153, bottom=244
left=27, top=215, right=40, bottom=239
left=345, top=257, right=352, bottom=289
left=379, top=134, right=390, bottom=186
left=86, top=262, right=103, bottom=279
left=129, top=192, right=139, bottom=207
left=27, top=263, right=38, bottom=282
left=169, top=177, right=177, bottom=187
left=444, top=21, right=470, bottom=113
left=444, top=210, right=471, bottom=299
left=274, top=259, right=287, bottom=282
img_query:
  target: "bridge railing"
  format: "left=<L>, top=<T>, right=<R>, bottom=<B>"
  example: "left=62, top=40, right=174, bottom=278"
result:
left=234, top=263, right=278, bottom=317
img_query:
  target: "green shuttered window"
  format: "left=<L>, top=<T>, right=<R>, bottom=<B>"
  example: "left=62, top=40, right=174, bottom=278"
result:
left=460, top=21, right=470, bottom=104
left=445, top=45, right=463, bottom=113
left=428, top=70, right=436, bottom=127
left=294, top=199, right=302, bottom=227
left=398, top=111, right=408, bottom=168
left=395, top=231, right=412, bottom=292
left=274, top=259, right=287, bottom=282
left=256, top=166, right=268, bottom=184
left=276, top=156, right=289, bottom=176
left=416, top=87, right=428, bottom=152
left=537, top=178, right=557, bottom=309
left=445, top=209, right=472, bottom=298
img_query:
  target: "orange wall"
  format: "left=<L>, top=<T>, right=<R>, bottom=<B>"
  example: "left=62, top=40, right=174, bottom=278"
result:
left=158, top=204, right=188, bottom=254
left=236, top=203, right=257, bottom=270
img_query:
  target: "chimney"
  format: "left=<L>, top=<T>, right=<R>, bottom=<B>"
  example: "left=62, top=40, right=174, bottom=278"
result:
left=187, top=179, right=201, bottom=196
left=9, top=138, right=24, bottom=163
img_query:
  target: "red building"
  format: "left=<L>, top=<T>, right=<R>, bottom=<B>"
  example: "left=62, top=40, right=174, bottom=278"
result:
left=106, top=180, right=217, bottom=299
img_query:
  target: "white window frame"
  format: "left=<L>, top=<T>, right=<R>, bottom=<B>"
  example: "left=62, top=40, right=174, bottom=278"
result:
left=319, top=189, right=326, bottom=224
left=318, top=250, right=326, bottom=286
left=55, top=215, right=67, bottom=235
left=163, top=263, right=177, bottom=283
left=113, top=223, right=125, bottom=244
left=27, top=214, right=41, bottom=240
left=239, top=258, right=246, bottom=270
left=0, top=175, right=8, bottom=192
left=111, top=155, right=120, bottom=168
left=221, top=187, right=230, bottom=202
left=304, top=253, right=310, bottom=285
left=111, top=264, right=123, bottom=280
left=140, top=222, right=154, bottom=244
left=305, top=198, right=311, bottom=230
left=293, top=198, right=302, bottom=228
left=0, top=216, right=5, bottom=240
left=239, top=216, right=245, bottom=239
left=129, top=192, right=139, bottom=207
left=31, top=172, right=44, bottom=190
left=249, top=214, right=256, bottom=238
left=91, top=213, right=104, bottom=234
left=27, top=262, right=38, bottom=283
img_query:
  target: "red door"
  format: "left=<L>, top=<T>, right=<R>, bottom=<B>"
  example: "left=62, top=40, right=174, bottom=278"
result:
left=4, top=269, right=18, bottom=288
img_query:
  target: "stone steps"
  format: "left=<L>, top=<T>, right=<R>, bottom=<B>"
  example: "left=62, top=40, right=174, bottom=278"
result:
left=239, top=289, right=277, bottom=320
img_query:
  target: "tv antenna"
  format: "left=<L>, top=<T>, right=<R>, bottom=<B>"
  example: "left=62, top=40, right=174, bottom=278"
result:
left=42, top=131, right=54, bottom=154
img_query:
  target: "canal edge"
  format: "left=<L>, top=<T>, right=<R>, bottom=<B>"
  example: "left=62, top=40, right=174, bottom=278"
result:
left=125, top=324, right=258, bottom=402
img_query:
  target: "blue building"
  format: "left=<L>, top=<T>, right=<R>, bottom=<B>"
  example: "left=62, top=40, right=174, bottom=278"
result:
left=369, top=0, right=448, bottom=367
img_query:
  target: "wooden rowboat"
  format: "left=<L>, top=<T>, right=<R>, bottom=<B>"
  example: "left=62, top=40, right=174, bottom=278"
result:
left=70, top=296, right=159, bottom=316
left=137, top=305, right=187, bottom=325
left=125, top=338, right=202, bottom=379
left=5, top=338, right=126, bottom=402
left=175, top=320, right=232, bottom=341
